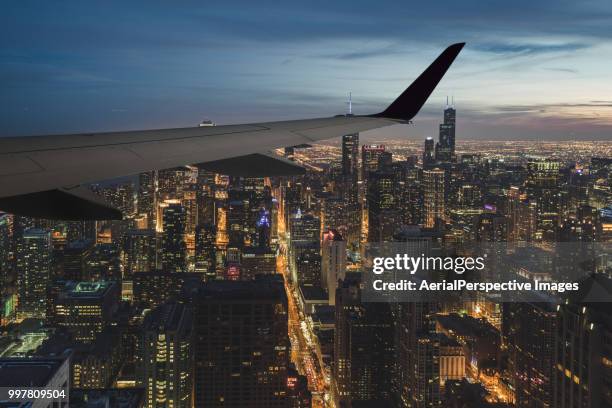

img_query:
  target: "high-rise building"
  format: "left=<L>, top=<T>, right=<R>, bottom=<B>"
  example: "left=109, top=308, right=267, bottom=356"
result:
left=123, top=229, right=156, bottom=276
left=526, top=158, right=561, bottom=241
left=289, top=212, right=321, bottom=285
left=475, top=212, right=508, bottom=242
left=194, top=223, right=216, bottom=278
left=133, top=271, right=202, bottom=310
left=553, top=275, right=612, bottom=408
left=367, top=171, right=400, bottom=242
left=342, top=133, right=359, bottom=179
left=0, top=213, right=11, bottom=295
left=161, top=202, right=187, bottom=272
left=138, top=171, right=156, bottom=228
left=423, top=137, right=435, bottom=168
left=423, top=168, right=446, bottom=228
left=362, top=144, right=386, bottom=181
left=395, top=301, right=440, bottom=407
left=196, top=170, right=216, bottom=226
left=321, top=229, right=346, bottom=305
left=16, top=228, right=52, bottom=320
left=138, top=302, right=193, bottom=408
left=435, top=101, right=456, bottom=163
left=193, top=276, right=290, bottom=407
left=241, top=247, right=276, bottom=278
left=412, top=334, right=442, bottom=407
left=50, top=281, right=120, bottom=343
left=505, top=300, right=557, bottom=408
left=334, top=273, right=394, bottom=405
left=63, top=239, right=94, bottom=281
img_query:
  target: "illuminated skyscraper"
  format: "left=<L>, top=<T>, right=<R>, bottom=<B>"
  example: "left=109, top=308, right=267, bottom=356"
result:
left=138, top=171, right=156, bottom=228
left=367, top=171, right=400, bottom=242
left=196, top=170, right=216, bottom=226
left=321, top=229, right=346, bottom=305
left=241, top=247, right=276, bottom=279
left=50, top=281, right=120, bottom=343
left=342, top=133, right=359, bottom=179
left=423, top=168, right=446, bottom=228
left=161, top=202, right=187, bottom=272
left=334, top=273, right=394, bottom=405
left=553, top=275, right=612, bottom=408
left=289, top=212, right=320, bottom=285
left=123, top=229, right=156, bottom=275
left=361, top=144, right=386, bottom=181
left=16, top=228, right=51, bottom=320
left=435, top=99, right=456, bottom=163
left=193, top=276, right=290, bottom=407
left=194, top=223, right=216, bottom=278
left=423, top=137, right=435, bottom=168
left=138, top=302, right=193, bottom=408
left=505, top=300, right=556, bottom=408
left=0, top=213, right=11, bottom=296
left=526, top=158, right=561, bottom=241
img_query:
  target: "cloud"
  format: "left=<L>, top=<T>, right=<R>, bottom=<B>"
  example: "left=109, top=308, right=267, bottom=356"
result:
left=474, top=42, right=590, bottom=56
left=325, top=45, right=403, bottom=60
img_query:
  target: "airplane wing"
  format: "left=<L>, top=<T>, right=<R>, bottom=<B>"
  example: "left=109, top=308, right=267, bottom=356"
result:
left=0, top=43, right=464, bottom=220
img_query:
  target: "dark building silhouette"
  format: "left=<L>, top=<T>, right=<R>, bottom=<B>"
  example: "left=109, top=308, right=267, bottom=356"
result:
left=334, top=273, right=394, bottom=406
left=193, top=276, right=290, bottom=407
left=342, top=133, right=359, bottom=179
left=553, top=275, right=612, bottom=408
left=161, top=202, right=187, bottom=272
left=138, top=302, right=193, bottom=408
left=16, top=228, right=52, bottom=319
left=195, top=223, right=217, bottom=279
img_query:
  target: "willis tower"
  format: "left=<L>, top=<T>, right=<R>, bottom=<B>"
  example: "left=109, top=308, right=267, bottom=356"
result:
left=435, top=97, right=456, bottom=163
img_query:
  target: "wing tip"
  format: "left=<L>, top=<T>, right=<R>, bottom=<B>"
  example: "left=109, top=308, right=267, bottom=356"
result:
left=371, top=42, right=465, bottom=122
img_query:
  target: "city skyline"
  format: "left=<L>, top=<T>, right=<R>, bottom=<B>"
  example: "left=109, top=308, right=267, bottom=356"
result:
left=2, top=1, right=612, bottom=140
left=0, top=101, right=610, bottom=407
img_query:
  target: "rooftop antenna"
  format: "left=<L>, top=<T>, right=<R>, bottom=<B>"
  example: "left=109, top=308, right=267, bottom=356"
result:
left=446, top=95, right=449, bottom=108
left=347, top=92, right=353, bottom=115
left=452, top=95, right=455, bottom=108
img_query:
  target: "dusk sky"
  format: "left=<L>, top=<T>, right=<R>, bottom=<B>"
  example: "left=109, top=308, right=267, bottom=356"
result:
left=2, top=1, right=612, bottom=140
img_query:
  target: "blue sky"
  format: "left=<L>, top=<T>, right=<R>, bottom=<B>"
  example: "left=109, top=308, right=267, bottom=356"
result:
left=2, top=1, right=612, bottom=140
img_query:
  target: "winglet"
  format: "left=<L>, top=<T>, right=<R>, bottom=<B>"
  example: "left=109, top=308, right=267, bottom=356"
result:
left=371, top=42, right=465, bottom=121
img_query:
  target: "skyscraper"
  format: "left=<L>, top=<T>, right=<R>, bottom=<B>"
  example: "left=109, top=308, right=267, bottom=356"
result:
left=321, top=229, right=346, bottom=305
left=553, top=275, right=612, bottom=408
left=123, top=229, right=156, bottom=275
left=138, top=171, right=156, bottom=228
left=435, top=100, right=456, bottom=163
left=289, top=212, right=320, bottom=284
left=63, top=239, right=94, bottom=281
left=50, top=281, right=120, bottom=343
left=138, top=302, right=193, bottom=408
left=334, top=273, right=395, bottom=405
left=342, top=133, right=359, bottom=179
left=0, top=213, right=11, bottom=297
left=16, top=228, right=51, bottom=320
left=161, top=202, right=187, bottom=272
left=367, top=171, right=400, bottom=242
left=194, top=223, right=216, bottom=278
left=423, top=168, right=446, bottom=228
left=526, top=159, right=561, bottom=241
left=361, top=144, right=386, bottom=181
left=193, top=276, right=290, bottom=407
left=505, top=300, right=557, bottom=408
left=423, top=137, right=435, bottom=168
